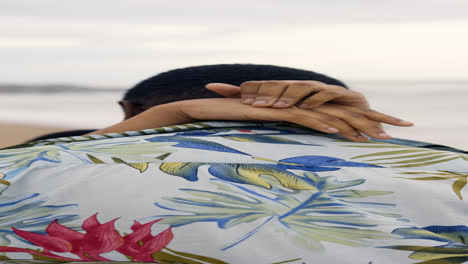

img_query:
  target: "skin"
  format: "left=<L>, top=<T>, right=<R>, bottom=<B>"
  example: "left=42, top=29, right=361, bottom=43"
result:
left=90, top=96, right=413, bottom=142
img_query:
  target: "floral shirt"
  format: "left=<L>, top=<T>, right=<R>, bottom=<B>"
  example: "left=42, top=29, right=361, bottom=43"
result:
left=0, top=122, right=467, bottom=264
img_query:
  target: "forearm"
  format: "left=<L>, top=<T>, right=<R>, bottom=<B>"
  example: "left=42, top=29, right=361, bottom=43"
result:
left=88, top=102, right=191, bottom=135
left=88, top=98, right=280, bottom=135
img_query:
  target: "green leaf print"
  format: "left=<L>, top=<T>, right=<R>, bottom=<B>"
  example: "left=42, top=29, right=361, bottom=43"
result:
left=343, top=141, right=467, bottom=168
left=151, top=172, right=402, bottom=251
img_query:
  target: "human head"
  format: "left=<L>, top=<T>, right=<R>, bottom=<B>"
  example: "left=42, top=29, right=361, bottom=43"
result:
left=120, top=64, right=348, bottom=119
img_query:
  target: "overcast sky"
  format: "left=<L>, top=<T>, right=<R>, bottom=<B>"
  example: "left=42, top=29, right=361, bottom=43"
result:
left=1, top=0, right=467, bottom=87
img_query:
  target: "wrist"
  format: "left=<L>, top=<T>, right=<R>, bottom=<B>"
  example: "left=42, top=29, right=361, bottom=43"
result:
left=146, top=101, right=195, bottom=126
left=165, top=101, right=197, bottom=124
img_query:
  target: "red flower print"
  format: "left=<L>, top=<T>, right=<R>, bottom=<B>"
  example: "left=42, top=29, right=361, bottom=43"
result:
left=0, top=213, right=173, bottom=263
left=117, top=219, right=173, bottom=262
left=12, top=227, right=73, bottom=254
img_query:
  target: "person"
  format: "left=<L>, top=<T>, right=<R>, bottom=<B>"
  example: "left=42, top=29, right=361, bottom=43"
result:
left=1, top=77, right=467, bottom=263
left=2, top=65, right=467, bottom=263
left=30, top=64, right=412, bottom=142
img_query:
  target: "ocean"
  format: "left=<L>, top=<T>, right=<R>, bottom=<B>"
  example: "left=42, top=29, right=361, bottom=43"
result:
left=1, top=91, right=125, bottom=128
left=0, top=81, right=467, bottom=150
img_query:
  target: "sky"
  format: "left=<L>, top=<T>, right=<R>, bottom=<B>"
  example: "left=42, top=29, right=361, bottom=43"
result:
left=1, top=0, right=467, bottom=87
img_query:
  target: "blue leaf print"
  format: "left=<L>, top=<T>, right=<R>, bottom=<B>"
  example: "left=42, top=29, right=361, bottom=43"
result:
left=385, top=225, right=468, bottom=263
left=277, top=156, right=381, bottom=172
left=146, top=136, right=248, bottom=155
left=392, top=225, right=468, bottom=244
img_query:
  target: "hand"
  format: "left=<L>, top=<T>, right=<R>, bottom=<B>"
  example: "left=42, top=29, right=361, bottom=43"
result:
left=176, top=99, right=411, bottom=142
left=206, top=81, right=413, bottom=140
left=206, top=80, right=370, bottom=109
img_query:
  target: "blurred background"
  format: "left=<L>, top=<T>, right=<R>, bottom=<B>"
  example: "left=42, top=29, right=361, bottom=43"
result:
left=1, top=0, right=467, bottom=149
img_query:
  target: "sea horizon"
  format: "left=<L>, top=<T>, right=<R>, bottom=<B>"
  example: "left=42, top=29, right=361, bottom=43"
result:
left=1, top=79, right=468, bottom=93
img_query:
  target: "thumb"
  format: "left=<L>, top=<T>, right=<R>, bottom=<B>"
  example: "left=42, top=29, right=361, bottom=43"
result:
left=205, top=83, right=241, bottom=98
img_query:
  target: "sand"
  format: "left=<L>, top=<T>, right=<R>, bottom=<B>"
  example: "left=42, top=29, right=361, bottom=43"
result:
left=0, top=122, right=74, bottom=149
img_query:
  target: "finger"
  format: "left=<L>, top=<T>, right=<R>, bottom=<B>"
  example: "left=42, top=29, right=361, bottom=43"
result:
left=279, top=108, right=368, bottom=142
left=251, top=81, right=289, bottom=107
left=360, top=109, right=414, bottom=126
left=278, top=108, right=343, bottom=135
left=239, top=81, right=262, bottom=104
left=339, top=106, right=414, bottom=127
left=205, top=83, right=241, bottom=98
left=314, top=105, right=392, bottom=139
left=314, top=112, right=369, bottom=142
left=299, top=89, right=344, bottom=108
left=271, top=83, right=320, bottom=108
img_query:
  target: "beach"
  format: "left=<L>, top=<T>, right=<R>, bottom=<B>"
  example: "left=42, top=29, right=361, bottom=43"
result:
left=0, top=81, right=467, bottom=150
left=0, top=122, right=73, bottom=148
left=0, top=91, right=123, bottom=148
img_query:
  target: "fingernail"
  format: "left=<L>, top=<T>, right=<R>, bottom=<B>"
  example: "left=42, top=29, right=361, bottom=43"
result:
left=273, top=101, right=288, bottom=107
left=243, top=98, right=255, bottom=104
left=378, top=132, right=391, bottom=138
left=252, top=100, right=267, bottom=106
left=327, top=127, right=339, bottom=133
left=398, top=119, right=414, bottom=126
